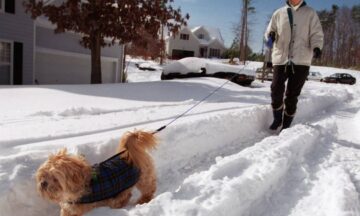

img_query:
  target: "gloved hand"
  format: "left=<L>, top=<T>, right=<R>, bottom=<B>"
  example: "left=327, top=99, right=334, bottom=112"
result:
left=269, top=31, right=276, bottom=42
left=313, top=47, right=322, bottom=59
left=265, top=31, right=276, bottom=48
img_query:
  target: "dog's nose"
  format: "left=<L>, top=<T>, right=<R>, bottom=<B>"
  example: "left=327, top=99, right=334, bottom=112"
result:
left=40, top=181, right=48, bottom=189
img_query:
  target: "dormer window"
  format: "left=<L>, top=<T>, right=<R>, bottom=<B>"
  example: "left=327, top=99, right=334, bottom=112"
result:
left=180, top=34, right=189, bottom=40
left=198, top=34, right=204, bottom=39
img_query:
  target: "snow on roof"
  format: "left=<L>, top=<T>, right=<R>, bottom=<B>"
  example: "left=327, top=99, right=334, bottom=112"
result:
left=198, top=38, right=210, bottom=46
left=165, top=26, right=225, bottom=46
left=163, top=57, right=254, bottom=76
left=191, top=26, right=224, bottom=44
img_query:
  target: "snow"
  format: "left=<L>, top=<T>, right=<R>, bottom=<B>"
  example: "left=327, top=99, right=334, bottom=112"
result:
left=0, top=59, right=360, bottom=216
left=162, top=57, right=255, bottom=76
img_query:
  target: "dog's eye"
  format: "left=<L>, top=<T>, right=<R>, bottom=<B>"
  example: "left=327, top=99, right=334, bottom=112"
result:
left=41, top=181, right=48, bottom=189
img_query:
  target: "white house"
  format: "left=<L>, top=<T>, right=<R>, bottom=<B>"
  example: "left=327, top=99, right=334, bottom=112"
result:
left=0, top=0, right=124, bottom=85
left=165, top=26, right=226, bottom=59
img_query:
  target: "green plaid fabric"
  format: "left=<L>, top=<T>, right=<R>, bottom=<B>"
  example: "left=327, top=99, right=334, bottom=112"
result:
left=77, top=153, right=140, bottom=204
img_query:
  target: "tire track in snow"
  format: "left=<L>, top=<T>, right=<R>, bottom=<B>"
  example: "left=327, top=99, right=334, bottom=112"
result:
left=249, top=121, right=338, bottom=216
left=289, top=167, right=360, bottom=216
left=255, top=96, right=360, bottom=216
left=127, top=125, right=322, bottom=216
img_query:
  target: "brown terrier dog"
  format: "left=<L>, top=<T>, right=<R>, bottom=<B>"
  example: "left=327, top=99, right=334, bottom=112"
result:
left=36, top=131, right=158, bottom=216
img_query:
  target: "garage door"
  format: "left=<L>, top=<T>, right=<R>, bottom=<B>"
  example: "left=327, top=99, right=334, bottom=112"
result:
left=172, top=49, right=194, bottom=59
left=35, top=52, right=116, bottom=84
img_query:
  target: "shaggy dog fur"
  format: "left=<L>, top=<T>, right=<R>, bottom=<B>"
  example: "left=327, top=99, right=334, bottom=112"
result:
left=36, top=130, right=158, bottom=216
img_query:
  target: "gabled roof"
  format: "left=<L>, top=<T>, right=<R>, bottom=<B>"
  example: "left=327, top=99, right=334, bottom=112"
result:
left=166, top=25, right=225, bottom=48
left=191, top=26, right=224, bottom=44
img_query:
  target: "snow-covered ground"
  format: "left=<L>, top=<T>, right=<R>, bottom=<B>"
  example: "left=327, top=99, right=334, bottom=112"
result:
left=0, top=59, right=360, bottom=216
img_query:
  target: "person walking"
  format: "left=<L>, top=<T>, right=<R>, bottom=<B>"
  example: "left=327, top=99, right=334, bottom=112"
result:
left=265, top=0, right=324, bottom=131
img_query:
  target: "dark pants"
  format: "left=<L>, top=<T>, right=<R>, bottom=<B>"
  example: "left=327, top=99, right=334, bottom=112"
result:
left=271, top=64, right=309, bottom=116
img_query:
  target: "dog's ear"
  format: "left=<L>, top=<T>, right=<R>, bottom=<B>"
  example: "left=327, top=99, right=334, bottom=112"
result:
left=57, top=148, right=68, bottom=156
left=52, top=155, right=92, bottom=198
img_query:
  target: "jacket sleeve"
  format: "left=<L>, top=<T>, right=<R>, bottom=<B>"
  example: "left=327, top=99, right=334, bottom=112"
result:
left=309, top=11, right=324, bottom=50
left=265, top=12, right=278, bottom=40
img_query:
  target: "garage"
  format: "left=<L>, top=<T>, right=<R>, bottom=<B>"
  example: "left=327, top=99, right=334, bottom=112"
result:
left=172, top=49, right=194, bottom=59
left=35, top=51, right=117, bottom=84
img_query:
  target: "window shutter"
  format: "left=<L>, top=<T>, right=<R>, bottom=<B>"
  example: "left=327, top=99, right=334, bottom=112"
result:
left=5, top=0, right=15, bottom=14
left=13, top=42, right=23, bottom=85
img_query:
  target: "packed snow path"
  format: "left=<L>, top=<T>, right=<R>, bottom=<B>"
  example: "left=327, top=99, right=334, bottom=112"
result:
left=0, top=74, right=359, bottom=216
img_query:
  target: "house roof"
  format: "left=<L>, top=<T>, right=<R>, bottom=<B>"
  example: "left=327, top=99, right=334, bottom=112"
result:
left=165, top=25, right=225, bottom=48
left=191, top=26, right=224, bottom=44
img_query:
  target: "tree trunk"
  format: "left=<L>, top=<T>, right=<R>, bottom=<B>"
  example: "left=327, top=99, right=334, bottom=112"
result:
left=239, top=1, right=245, bottom=62
left=239, top=0, right=248, bottom=63
left=160, top=23, right=165, bottom=65
left=90, top=33, right=102, bottom=84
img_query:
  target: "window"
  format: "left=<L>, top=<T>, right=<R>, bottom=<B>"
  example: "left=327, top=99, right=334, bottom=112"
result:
left=198, top=34, right=204, bottom=39
left=0, top=40, right=13, bottom=84
left=209, top=48, right=220, bottom=58
left=0, top=0, right=4, bottom=12
left=0, top=0, right=15, bottom=14
left=180, top=34, right=189, bottom=40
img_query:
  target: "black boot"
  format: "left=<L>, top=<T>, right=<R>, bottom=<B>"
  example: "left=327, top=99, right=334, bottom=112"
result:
left=281, top=114, right=294, bottom=130
left=269, top=109, right=283, bottom=130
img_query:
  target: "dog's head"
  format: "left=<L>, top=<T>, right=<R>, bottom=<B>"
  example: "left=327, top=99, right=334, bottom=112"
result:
left=36, top=148, right=92, bottom=203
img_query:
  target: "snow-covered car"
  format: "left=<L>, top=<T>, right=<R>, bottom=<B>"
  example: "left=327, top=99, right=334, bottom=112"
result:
left=135, top=62, right=158, bottom=71
left=161, top=57, right=255, bottom=86
left=307, top=71, right=323, bottom=81
left=321, top=73, right=356, bottom=85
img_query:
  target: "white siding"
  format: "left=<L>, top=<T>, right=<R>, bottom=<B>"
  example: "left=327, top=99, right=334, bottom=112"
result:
left=35, top=51, right=116, bottom=84
left=0, top=1, right=35, bottom=84
left=36, top=26, right=122, bottom=58
left=167, top=28, right=199, bottom=57
left=208, top=40, right=226, bottom=57
left=166, top=26, right=226, bottom=59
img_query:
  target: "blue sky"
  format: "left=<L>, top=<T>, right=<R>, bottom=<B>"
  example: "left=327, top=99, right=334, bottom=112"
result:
left=173, top=0, right=360, bottom=53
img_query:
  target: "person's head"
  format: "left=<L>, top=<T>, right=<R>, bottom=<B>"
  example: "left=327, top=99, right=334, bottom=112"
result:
left=289, top=0, right=302, bottom=6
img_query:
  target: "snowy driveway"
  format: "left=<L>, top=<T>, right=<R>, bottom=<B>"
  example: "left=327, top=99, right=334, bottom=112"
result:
left=0, top=74, right=359, bottom=216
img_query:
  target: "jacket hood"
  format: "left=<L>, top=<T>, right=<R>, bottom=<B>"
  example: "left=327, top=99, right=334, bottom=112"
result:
left=286, top=1, right=307, bottom=8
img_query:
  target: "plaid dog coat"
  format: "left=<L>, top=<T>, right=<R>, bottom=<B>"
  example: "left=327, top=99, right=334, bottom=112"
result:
left=77, top=152, right=140, bottom=204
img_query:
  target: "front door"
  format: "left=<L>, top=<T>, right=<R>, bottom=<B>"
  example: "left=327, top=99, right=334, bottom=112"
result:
left=199, top=47, right=208, bottom=58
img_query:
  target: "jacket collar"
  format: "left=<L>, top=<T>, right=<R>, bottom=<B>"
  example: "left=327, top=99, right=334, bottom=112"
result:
left=286, top=1, right=307, bottom=10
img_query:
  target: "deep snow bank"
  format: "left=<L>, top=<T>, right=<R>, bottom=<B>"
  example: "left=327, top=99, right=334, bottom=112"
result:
left=0, top=77, right=357, bottom=216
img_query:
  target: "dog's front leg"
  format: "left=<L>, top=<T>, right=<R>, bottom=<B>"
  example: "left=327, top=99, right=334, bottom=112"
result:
left=60, top=208, right=81, bottom=216
left=60, top=205, right=82, bottom=216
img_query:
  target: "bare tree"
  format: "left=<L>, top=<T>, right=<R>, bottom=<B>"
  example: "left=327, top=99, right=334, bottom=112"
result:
left=317, top=4, right=360, bottom=69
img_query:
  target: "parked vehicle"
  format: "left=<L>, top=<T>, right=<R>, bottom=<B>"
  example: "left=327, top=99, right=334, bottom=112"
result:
left=161, top=57, right=255, bottom=86
left=256, top=67, right=273, bottom=81
left=307, top=71, right=323, bottom=82
left=321, top=73, right=356, bottom=85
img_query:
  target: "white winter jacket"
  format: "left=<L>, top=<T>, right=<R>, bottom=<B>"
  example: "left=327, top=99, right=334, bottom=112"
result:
left=265, top=1, right=324, bottom=66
